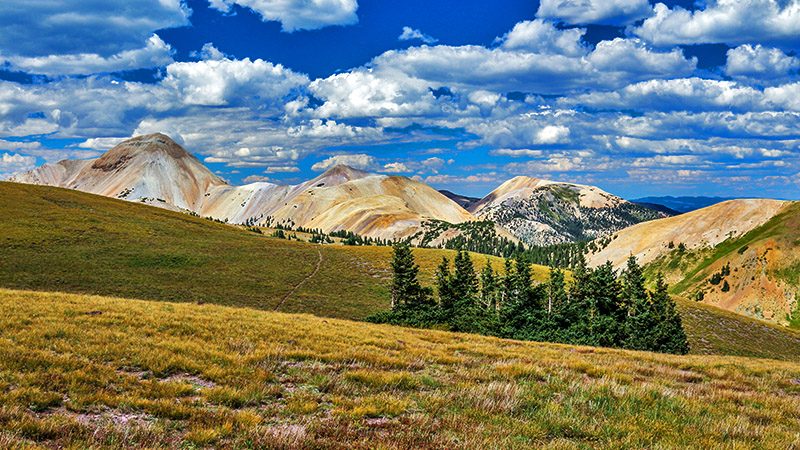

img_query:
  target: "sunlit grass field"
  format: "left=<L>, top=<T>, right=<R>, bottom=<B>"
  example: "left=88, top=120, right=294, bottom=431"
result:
left=2, top=288, right=800, bottom=448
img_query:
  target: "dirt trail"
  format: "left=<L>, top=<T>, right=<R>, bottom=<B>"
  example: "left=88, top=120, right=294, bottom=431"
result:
left=275, top=248, right=323, bottom=311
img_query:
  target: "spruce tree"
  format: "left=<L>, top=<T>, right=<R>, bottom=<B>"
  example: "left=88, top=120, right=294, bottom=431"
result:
left=500, top=257, right=515, bottom=309
left=650, top=273, right=690, bottom=354
left=449, top=250, right=482, bottom=333
left=436, top=256, right=455, bottom=319
left=560, top=254, right=592, bottom=345
left=386, top=242, right=435, bottom=325
left=621, top=256, right=648, bottom=317
left=390, top=242, right=420, bottom=308
left=588, top=261, right=624, bottom=347
left=543, top=267, right=568, bottom=340
left=513, top=252, right=533, bottom=304
left=480, top=258, right=497, bottom=311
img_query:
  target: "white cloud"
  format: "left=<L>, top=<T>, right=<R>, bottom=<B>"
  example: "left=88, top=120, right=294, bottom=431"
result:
left=425, top=173, right=499, bottom=184
left=0, top=152, right=36, bottom=178
left=498, top=20, right=587, bottom=56
left=536, top=125, right=570, bottom=144
left=369, top=37, right=695, bottom=96
left=163, top=57, right=308, bottom=106
left=311, top=153, right=377, bottom=171
left=309, top=69, right=438, bottom=118
left=191, top=43, right=228, bottom=61
left=537, top=0, right=652, bottom=25
left=383, top=162, right=410, bottom=173
left=399, top=27, right=437, bottom=44
left=265, top=165, right=300, bottom=173
left=0, top=0, right=190, bottom=58
left=567, top=78, right=800, bottom=113
left=725, top=44, right=800, bottom=82
left=209, top=0, right=358, bottom=32
left=587, top=38, right=697, bottom=78
left=634, top=0, right=800, bottom=48
left=3, top=35, right=174, bottom=76
left=490, top=148, right=544, bottom=157
left=243, top=174, right=280, bottom=183
left=77, top=137, right=128, bottom=150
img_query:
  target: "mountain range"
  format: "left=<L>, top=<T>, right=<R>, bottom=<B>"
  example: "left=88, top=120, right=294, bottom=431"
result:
left=8, top=132, right=800, bottom=325
left=11, top=133, right=667, bottom=246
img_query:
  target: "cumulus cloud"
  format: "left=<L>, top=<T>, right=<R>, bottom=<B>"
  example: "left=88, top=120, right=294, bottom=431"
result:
left=537, top=0, right=652, bottom=25
left=309, top=69, right=439, bottom=118
left=368, top=36, right=695, bottom=96
left=490, top=149, right=544, bottom=157
left=383, top=162, right=410, bottom=173
left=209, top=0, right=358, bottom=32
left=725, top=44, right=800, bottom=82
left=0, top=0, right=190, bottom=58
left=634, top=0, right=800, bottom=48
left=311, top=153, right=378, bottom=171
left=3, top=35, right=174, bottom=76
left=498, top=19, right=587, bottom=56
left=399, top=27, right=437, bottom=44
left=191, top=43, right=228, bottom=61
left=566, top=78, right=800, bottom=113
left=0, top=152, right=36, bottom=177
left=162, top=57, right=308, bottom=106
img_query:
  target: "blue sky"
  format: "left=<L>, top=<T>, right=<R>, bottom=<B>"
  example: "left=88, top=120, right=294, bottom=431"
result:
left=0, top=0, right=798, bottom=198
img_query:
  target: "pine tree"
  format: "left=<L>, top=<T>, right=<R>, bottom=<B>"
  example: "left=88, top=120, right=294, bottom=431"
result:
left=621, top=256, right=648, bottom=317
left=547, top=268, right=567, bottom=315
left=480, top=258, right=497, bottom=311
left=650, top=273, right=690, bottom=354
left=513, top=253, right=532, bottom=305
left=499, top=257, right=515, bottom=309
left=436, top=256, right=455, bottom=319
left=588, top=261, right=624, bottom=347
left=498, top=256, right=545, bottom=341
left=390, top=242, right=421, bottom=308
left=621, top=256, right=655, bottom=350
left=449, top=250, right=482, bottom=332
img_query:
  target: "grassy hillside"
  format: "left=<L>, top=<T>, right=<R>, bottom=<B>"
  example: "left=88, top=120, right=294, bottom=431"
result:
left=3, top=181, right=800, bottom=361
left=0, top=181, right=536, bottom=320
left=645, top=202, right=800, bottom=324
left=2, top=289, right=800, bottom=448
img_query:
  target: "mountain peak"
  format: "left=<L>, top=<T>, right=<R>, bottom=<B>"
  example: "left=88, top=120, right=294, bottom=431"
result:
left=91, top=133, right=191, bottom=172
left=311, top=164, right=372, bottom=186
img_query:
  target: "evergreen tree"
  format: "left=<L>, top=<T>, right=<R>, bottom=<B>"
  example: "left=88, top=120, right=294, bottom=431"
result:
left=649, top=273, right=690, bottom=354
left=588, top=262, right=624, bottom=347
left=513, top=253, right=533, bottom=305
left=542, top=267, right=568, bottom=340
left=499, top=258, right=515, bottom=309
left=480, top=258, right=497, bottom=311
left=436, top=256, right=455, bottom=319
left=449, top=250, right=482, bottom=333
left=546, top=268, right=567, bottom=315
left=558, top=254, right=592, bottom=345
left=390, top=242, right=421, bottom=308
left=621, top=256, right=648, bottom=317
left=497, top=253, right=545, bottom=340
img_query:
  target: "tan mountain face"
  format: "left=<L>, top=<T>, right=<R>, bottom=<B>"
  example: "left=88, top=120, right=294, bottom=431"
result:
left=588, top=199, right=800, bottom=324
left=470, top=175, right=670, bottom=246
left=588, top=199, right=788, bottom=269
left=11, top=134, right=477, bottom=241
left=11, top=134, right=226, bottom=210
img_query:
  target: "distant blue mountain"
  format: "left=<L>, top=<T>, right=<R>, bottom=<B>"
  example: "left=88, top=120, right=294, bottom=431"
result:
left=632, top=196, right=737, bottom=213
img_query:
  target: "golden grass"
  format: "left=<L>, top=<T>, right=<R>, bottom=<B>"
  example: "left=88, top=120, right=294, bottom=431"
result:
left=2, top=288, right=800, bottom=448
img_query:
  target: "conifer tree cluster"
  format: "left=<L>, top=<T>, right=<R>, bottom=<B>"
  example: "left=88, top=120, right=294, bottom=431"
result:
left=369, top=244, right=689, bottom=355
